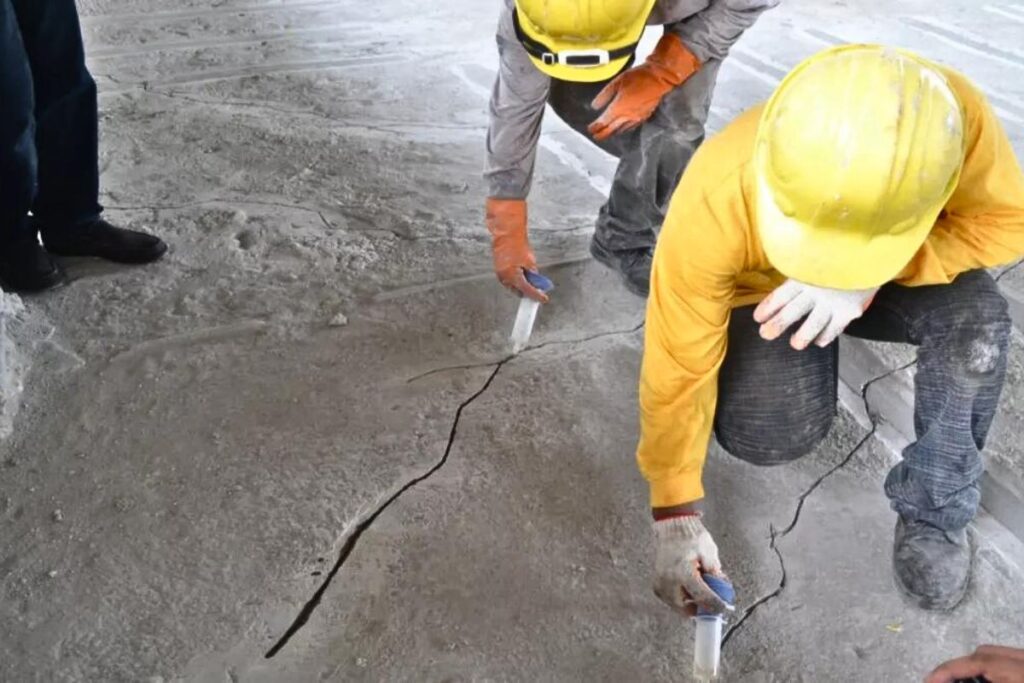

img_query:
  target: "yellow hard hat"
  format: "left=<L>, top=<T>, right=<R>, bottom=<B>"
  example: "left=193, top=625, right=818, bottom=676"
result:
left=755, top=45, right=967, bottom=290
left=513, top=0, right=656, bottom=82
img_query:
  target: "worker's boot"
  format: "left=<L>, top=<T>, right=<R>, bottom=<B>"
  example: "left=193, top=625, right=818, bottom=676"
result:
left=0, top=235, right=67, bottom=293
left=892, top=518, right=971, bottom=611
left=589, top=237, right=652, bottom=298
left=40, top=218, right=167, bottom=264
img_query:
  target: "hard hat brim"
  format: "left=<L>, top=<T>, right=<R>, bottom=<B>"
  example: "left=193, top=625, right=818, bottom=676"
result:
left=526, top=54, right=633, bottom=82
left=756, top=174, right=945, bottom=290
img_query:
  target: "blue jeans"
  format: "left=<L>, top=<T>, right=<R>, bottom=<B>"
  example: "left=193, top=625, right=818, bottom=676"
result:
left=715, top=270, right=1012, bottom=532
left=0, top=0, right=101, bottom=242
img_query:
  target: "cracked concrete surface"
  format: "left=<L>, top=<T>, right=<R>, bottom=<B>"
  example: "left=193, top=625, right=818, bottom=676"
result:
left=720, top=360, right=918, bottom=652
left=2, top=0, right=1024, bottom=681
left=264, top=360, right=506, bottom=660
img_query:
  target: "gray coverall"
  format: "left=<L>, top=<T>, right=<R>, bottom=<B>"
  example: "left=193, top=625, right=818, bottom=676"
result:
left=487, top=0, right=778, bottom=253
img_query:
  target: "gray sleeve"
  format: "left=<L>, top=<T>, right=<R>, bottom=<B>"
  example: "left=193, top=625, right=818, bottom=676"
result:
left=485, top=4, right=551, bottom=199
left=666, top=0, right=779, bottom=64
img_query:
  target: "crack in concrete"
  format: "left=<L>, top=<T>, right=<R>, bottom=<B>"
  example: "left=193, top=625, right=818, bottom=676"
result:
left=371, top=254, right=596, bottom=303
left=404, top=320, right=645, bottom=384
left=721, top=359, right=918, bottom=649
left=264, top=320, right=644, bottom=658
left=264, top=359, right=507, bottom=658
left=526, top=321, right=646, bottom=353
left=996, top=258, right=1024, bottom=282
left=406, top=359, right=508, bottom=385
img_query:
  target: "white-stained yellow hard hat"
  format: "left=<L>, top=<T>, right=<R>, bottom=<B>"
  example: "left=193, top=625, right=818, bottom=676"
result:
left=756, top=45, right=967, bottom=290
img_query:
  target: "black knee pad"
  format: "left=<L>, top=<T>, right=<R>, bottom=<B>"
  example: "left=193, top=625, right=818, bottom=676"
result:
left=715, top=415, right=833, bottom=467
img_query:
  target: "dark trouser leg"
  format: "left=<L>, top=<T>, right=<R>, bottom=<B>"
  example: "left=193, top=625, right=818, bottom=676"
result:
left=547, top=60, right=721, bottom=252
left=11, top=0, right=101, bottom=231
left=846, top=270, right=1012, bottom=532
left=0, top=0, right=37, bottom=243
left=715, top=304, right=837, bottom=464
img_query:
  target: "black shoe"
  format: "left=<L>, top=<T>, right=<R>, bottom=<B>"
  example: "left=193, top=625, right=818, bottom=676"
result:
left=893, top=518, right=971, bottom=611
left=589, top=237, right=652, bottom=298
left=40, top=218, right=167, bottom=264
left=0, top=237, right=67, bottom=293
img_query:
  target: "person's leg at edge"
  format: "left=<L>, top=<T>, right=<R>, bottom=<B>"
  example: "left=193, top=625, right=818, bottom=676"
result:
left=547, top=59, right=721, bottom=297
left=845, top=269, right=1012, bottom=610
left=12, top=0, right=166, bottom=265
left=0, top=0, right=65, bottom=292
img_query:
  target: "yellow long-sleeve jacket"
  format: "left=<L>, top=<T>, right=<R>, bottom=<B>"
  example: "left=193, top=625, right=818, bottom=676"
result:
left=638, top=66, right=1024, bottom=508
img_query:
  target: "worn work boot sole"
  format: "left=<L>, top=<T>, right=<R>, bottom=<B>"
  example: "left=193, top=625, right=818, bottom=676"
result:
left=589, top=238, right=652, bottom=298
left=892, top=518, right=971, bottom=611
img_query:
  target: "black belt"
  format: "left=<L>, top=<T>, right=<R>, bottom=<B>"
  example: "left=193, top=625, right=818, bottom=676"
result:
left=512, top=9, right=639, bottom=68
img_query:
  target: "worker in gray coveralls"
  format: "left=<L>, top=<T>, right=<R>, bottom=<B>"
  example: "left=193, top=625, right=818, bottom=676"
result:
left=484, top=0, right=777, bottom=299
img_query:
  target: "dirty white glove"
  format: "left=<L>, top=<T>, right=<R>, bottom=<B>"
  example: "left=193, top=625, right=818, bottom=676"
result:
left=754, top=279, right=879, bottom=350
left=653, top=516, right=729, bottom=616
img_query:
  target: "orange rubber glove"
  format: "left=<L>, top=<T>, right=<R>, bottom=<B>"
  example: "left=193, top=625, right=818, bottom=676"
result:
left=486, top=198, right=548, bottom=302
left=588, top=33, right=701, bottom=142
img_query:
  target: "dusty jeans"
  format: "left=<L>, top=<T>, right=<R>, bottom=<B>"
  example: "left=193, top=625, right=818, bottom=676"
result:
left=547, top=59, right=720, bottom=253
left=714, top=270, right=1012, bottom=532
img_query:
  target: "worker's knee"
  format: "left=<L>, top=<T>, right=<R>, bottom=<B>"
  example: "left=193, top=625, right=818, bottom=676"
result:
left=715, top=414, right=834, bottom=466
left=918, top=275, right=1012, bottom=376
left=966, top=292, right=1013, bottom=375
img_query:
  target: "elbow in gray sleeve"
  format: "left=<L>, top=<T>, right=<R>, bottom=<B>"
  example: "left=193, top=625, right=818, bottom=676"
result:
left=671, top=0, right=780, bottom=64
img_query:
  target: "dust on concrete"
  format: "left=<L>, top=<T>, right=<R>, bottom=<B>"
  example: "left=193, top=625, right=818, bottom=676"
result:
left=3, top=0, right=1024, bottom=681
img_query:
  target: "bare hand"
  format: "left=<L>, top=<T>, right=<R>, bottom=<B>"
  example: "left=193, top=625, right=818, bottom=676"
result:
left=925, top=645, right=1024, bottom=683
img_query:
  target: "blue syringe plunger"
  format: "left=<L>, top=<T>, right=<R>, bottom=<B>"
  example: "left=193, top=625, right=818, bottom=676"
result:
left=697, top=574, right=735, bottom=616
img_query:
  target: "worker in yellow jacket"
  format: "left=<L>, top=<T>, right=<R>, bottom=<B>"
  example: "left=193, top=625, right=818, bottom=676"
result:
left=642, top=45, right=1024, bottom=615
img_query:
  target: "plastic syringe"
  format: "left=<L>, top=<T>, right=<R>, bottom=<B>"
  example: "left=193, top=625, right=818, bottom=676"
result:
left=693, top=574, right=736, bottom=682
left=509, top=271, right=554, bottom=354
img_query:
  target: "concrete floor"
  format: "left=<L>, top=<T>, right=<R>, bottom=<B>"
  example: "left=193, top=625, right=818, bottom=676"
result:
left=2, top=0, right=1024, bottom=681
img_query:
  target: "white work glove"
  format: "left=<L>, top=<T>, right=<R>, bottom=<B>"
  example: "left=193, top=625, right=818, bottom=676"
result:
left=653, top=516, right=730, bottom=616
left=754, top=279, right=879, bottom=350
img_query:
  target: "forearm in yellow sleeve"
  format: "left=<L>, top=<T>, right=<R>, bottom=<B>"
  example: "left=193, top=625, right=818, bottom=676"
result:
left=637, top=194, right=741, bottom=509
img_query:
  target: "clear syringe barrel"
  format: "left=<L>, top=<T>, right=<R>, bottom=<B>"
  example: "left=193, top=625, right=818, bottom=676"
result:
left=693, top=615, right=723, bottom=681
left=508, top=271, right=553, bottom=354
left=510, top=298, right=540, bottom=354
left=693, top=573, right=735, bottom=682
